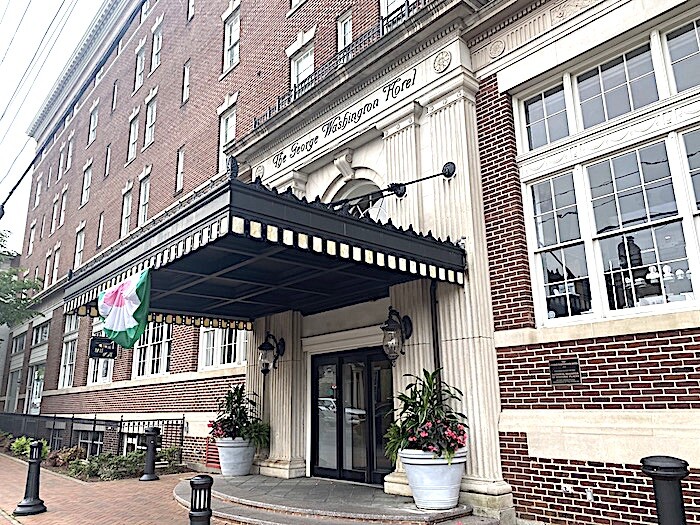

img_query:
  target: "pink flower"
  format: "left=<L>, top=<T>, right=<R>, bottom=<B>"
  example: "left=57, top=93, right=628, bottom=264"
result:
left=408, top=436, right=417, bottom=442
left=425, top=422, right=433, bottom=429
left=420, top=431, right=428, bottom=438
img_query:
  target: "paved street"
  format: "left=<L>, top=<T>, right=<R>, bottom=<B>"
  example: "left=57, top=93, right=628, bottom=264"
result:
left=0, top=454, right=192, bottom=524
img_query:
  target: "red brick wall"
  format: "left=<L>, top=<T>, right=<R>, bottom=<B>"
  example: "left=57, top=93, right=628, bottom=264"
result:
left=170, top=325, right=199, bottom=374
left=498, top=328, right=700, bottom=410
left=500, top=432, right=700, bottom=524
left=476, top=74, right=535, bottom=331
left=41, top=374, right=244, bottom=414
left=43, top=308, right=66, bottom=392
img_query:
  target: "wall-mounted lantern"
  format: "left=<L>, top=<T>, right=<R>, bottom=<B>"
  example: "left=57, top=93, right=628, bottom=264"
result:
left=380, top=306, right=413, bottom=366
left=258, top=331, right=285, bottom=375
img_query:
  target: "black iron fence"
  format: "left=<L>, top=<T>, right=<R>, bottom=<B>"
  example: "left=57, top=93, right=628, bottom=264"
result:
left=252, top=0, right=436, bottom=129
left=0, top=412, right=185, bottom=462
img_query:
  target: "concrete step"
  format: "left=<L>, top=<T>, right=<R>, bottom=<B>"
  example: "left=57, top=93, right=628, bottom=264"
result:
left=174, top=480, right=499, bottom=525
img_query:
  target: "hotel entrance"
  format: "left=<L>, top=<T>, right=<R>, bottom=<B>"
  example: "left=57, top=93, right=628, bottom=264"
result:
left=311, top=349, right=394, bottom=484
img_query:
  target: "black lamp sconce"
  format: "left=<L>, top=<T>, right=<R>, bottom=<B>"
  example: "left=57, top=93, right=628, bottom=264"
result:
left=380, top=306, right=413, bottom=366
left=258, top=331, right=285, bottom=375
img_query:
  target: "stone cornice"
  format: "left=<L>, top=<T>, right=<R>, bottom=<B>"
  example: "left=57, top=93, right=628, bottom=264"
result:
left=27, top=0, right=134, bottom=140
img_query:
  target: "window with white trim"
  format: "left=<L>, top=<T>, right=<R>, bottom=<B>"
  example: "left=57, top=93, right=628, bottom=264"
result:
left=144, top=97, right=157, bottom=146
left=28, top=225, right=35, bottom=255
left=32, top=321, right=50, bottom=346
left=291, top=45, right=314, bottom=90
left=59, top=189, right=68, bottom=226
left=77, top=430, right=104, bottom=458
left=51, top=248, right=60, bottom=284
left=34, top=175, right=42, bottom=208
left=223, top=8, right=240, bottom=71
left=151, top=25, right=162, bottom=71
left=43, top=253, right=51, bottom=290
left=104, top=144, right=111, bottom=177
left=81, top=164, right=92, bottom=205
left=74, top=227, right=85, bottom=268
left=128, top=115, right=139, bottom=161
left=135, top=47, right=145, bottom=90
left=182, top=61, right=190, bottom=103
left=59, top=315, right=79, bottom=388
left=121, top=189, right=132, bottom=238
left=219, top=106, right=236, bottom=173
left=57, top=150, right=64, bottom=181
left=138, top=176, right=150, bottom=226
left=176, top=147, right=185, bottom=192
left=199, top=327, right=247, bottom=369
left=666, top=19, right=700, bottom=93
left=50, top=198, right=59, bottom=234
left=88, top=107, right=98, bottom=144
left=187, top=0, right=194, bottom=20
left=88, top=323, right=113, bottom=385
left=112, top=80, right=118, bottom=111
left=337, top=12, right=352, bottom=61
left=523, top=85, right=569, bottom=150
left=133, top=322, right=172, bottom=378
left=682, top=128, right=700, bottom=210
left=10, top=333, right=25, bottom=355
left=97, top=212, right=104, bottom=248
left=66, top=138, right=74, bottom=171
left=141, top=0, right=152, bottom=22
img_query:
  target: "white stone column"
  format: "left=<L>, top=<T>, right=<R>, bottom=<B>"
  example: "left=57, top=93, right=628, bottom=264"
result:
left=247, top=310, right=306, bottom=478
left=425, top=79, right=515, bottom=523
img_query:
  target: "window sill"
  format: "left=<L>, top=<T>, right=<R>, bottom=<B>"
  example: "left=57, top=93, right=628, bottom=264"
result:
left=148, top=64, right=160, bottom=77
left=141, top=140, right=154, bottom=153
left=132, top=85, right=143, bottom=97
left=286, top=0, right=308, bottom=18
left=181, top=97, right=189, bottom=108
left=85, top=140, right=95, bottom=150
left=174, top=188, right=183, bottom=197
left=79, top=201, right=88, bottom=209
left=124, top=157, right=136, bottom=168
left=219, top=60, right=239, bottom=81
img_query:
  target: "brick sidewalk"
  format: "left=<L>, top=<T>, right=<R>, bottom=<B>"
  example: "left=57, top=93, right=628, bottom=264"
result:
left=0, top=454, right=191, bottom=525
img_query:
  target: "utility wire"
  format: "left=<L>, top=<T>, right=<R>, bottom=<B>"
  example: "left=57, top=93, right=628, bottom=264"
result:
left=0, top=0, right=79, bottom=148
left=0, top=1, right=34, bottom=71
left=0, top=2, right=11, bottom=30
left=0, top=0, right=70, bottom=122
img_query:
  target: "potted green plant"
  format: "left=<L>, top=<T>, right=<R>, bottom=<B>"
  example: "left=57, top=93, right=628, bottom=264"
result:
left=209, top=384, right=270, bottom=476
left=385, top=369, right=468, bottom=510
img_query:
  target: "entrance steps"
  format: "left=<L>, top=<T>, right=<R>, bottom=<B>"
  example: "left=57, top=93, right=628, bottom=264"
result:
left=174, top=476, right=499, bottom=525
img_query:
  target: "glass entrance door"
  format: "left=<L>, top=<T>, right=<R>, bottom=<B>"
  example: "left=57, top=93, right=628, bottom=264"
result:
left=312, top=348, right=393, bottom=484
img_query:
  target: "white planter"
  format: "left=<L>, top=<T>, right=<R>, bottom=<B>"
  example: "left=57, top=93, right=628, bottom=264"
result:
left=216, top=437, right=255, bottom=476
left=399, top=447, right=467, bottom=510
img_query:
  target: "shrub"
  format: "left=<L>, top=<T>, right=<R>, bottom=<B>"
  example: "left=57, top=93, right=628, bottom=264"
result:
left=0, top=432, right=14, bottom=452
left=156, top=446, right=184, bottom=474
left=46, top=446, right=85, bottom=468
left=67, top=450, right=146, bottom=481
left=10, top=436, right=49, bottom=459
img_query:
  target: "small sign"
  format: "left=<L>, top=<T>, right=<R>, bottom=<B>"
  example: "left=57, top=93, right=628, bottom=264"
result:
left=549, top=358, right=581, bottom=385
left=89, top=336, right=118, bottom=359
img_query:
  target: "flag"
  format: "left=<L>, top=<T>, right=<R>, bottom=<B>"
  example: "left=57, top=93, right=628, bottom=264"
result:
left=98, top=269, right=151, bottom=349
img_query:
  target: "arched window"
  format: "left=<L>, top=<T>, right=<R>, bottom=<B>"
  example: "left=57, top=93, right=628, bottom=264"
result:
left=333, top=179, right=388, bottom=223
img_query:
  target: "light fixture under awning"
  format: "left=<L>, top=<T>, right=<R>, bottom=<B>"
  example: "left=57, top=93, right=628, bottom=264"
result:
left=64, top=172, right=466, bottom=326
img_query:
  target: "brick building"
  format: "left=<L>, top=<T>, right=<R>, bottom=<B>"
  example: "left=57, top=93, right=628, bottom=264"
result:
left=2, top=0, right=700, bottom=523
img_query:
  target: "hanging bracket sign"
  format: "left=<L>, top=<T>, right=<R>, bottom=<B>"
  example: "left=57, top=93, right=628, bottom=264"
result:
left=89, top=336, right=118, bottom=359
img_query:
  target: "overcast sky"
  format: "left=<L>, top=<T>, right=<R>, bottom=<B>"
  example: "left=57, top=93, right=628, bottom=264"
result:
left=0, top=0, right=102, bottom=254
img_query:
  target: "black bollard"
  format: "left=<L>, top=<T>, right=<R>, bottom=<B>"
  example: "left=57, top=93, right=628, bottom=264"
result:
left=641, top=455, right=689, bottom=525
left=139, top=427, right=160, bottom=481
left=189, top=475, right=213, bottom=525
left=14, top=441, right=47, bottom=516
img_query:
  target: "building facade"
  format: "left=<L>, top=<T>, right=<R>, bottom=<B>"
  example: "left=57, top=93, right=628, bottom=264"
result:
left=2, top=0, right=700, bottom=523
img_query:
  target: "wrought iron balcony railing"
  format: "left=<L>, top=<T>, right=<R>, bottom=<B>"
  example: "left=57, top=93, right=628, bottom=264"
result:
left=252, top=0, right=434, bottom=130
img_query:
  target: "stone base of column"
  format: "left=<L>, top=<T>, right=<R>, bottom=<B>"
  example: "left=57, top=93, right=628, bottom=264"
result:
left=460, top=478, right=516, bottom=525
left=254, top=458, right=306, bottom=479
left=383, top=471, right=412, bottom=497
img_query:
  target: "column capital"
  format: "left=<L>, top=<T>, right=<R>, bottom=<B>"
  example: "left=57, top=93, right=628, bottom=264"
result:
left=376, top=101, right=424, bottom=139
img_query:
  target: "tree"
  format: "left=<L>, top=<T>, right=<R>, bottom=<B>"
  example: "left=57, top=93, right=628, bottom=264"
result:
left=0, top=231, right=41, bottom=327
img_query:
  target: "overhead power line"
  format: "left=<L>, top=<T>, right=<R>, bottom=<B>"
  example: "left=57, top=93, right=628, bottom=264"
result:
left=0, top=1, right=34, bottom=71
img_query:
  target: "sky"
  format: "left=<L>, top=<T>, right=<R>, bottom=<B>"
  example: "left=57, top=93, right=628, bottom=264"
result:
left=0, top=0, right=103, bottom=254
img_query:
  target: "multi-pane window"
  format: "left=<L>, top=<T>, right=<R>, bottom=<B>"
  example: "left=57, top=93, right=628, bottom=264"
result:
left=59, top=189, right=68, bottom=226
left=292, top=46, right=314, bottom=89
left=135, top=47, right=145, bottom=90
left=74, top=228, right=85, bottom=268
left=51, top=248, right=60, bottom=284
left=338, top=12, right=352, bottom=52
left=58, top=151, right=64, bottom=181
left=666, top=19, right=700, bottom=93
left=523, top=85, right=569, bottom=150
left=97, top=212, right=104, bottom=248
left=51, top=198, right=59, bottom=234
left=219, top=107, right=236, bottom=173
left=577, top=44, right=658, bottom=129
left=121, top=190, right=132, bottom=237
left=128, top=116, right=139, bottom=161
left=223, top=9, right=240, bottom=71
left=200, top=327, right=247, bottom=368
left=66, top=138, right=74, bottom=170
left=28, top=225, right=35, bottom=255
left=138, top=176, right=150, bottom=226
left=151, top=26, right=162, bottom=70
left=77, top=430, right=104, bottom=458
left=134, top=322, right=172, bottom=377
left=182, top=61, right=190, bottom=103
left=187, top=0, right=194, bottom=20
left=32, top=321, right=50, bottom=346
left=10, top=333, right=25, bottom=354
left=81, top=165, right=92, bottom=205
left=59, top=336, right=76, bottom=389
left=88, top=107, right=98, bottom=144
left=44, top=253, right=51, bottom=290
left=112, top=80, right=118, bottom=111
left=682, top=129, right=700, bottom=209
left=144, top=98, right=157, bottom=146
left=176, top=147, right=185, bottom=192
left=104, top=144, right=111, bottom=177
left=88, top=326, right=113, bottom=385
left=34, top=175, right=42, bottom=208
left=40, top=215, right=46, bottom=240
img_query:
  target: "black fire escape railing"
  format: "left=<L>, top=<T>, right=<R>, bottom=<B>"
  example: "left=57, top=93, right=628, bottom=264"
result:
left=252, top=0, right=434, bottom=129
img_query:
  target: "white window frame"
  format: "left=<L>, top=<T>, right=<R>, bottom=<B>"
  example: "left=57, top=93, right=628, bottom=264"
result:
left=81, top=162, right=92, bottom=206
left=128, top=115, right=139, bottom=161
left=112, top=80, right=118, bottom=111
left=74, top=226, right=85, bottom=269
left=51, top=247, right=60, bottom=284
left=32, top=321, right=50, bottom=346
left=182, top=61, right=190, bottom=103
left=151, top=23, right=162, bottom=71
left=50, top=197, right=59, bottom=234
left=43, top=253, right=51, bottom=290
left=132, top=322, right=172, bottom=378
left=57, top=149, right=64, bottom=181
left=104, top=144, right=111, bottom=177
left=59, top=188, right=68, bottom=227
left=66, top=137, right=74, bottom=171
left=138, top=175, right=150, bottom=226
left=88, top=106, right=99, bottom=144
left=222, top=5, right=240, bottom=72
left=121, top=188, right=132, bottom=238
left=291, top=45, right=314, bottom=90
left=198, top=327, right=248, bottom=370
left=5, top=369, right=20, bottom=412
left=135, top=46, right=145, bottom=91
left=144, top=97, right=157, bottom=147
left=34, top=175, right=42, bottom=208
left=96, top=212, right=104, bottom=248
left=176, top=147, right=185, bottom=192
left=187, top=0, right=194, bottom=20
left=88, top=322, right=113, bottom=385
left=663, top=17, right=700, bottom=95
left=218, top=94, right=238, bottom=173
left=337, top=11, right=352, bottom=53
left=28, top=224, right=35, bottom=255
left=10, top=333, right=26, bottom=355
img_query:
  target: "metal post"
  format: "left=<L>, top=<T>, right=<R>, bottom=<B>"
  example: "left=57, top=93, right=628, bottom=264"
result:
left=139, top=427, right=160, bottom=481
left=14, top=441, right=47, bottom=515
left=641, top=455, right=689, bottom=525
left=189, top=475, right=213, bottom=525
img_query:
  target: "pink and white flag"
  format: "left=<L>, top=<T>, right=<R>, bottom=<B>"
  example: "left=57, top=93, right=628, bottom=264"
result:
left=98, top=269, right=151, bottom=348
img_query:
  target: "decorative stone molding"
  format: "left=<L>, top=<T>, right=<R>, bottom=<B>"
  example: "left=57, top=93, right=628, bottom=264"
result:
left=145, top=86, right=158, bottom=104
left=138, top=164, right=153, bottom=181
left=217, top=92, right=239, bottom=115
left=122, top=179, right=133, bottom=195
left=333, top=149, right=354, bottom=181
left=468, top=0, right=602, bottom=70
left=285, top=26, right=316, bottom=58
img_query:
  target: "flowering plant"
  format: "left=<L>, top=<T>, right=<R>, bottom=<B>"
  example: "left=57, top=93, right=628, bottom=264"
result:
left=208, top=384, right=270, bottom=449
left=385, top=369, right=468, bottom=464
